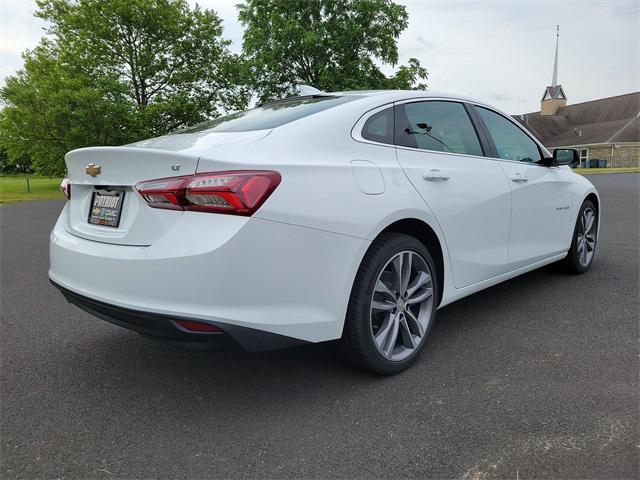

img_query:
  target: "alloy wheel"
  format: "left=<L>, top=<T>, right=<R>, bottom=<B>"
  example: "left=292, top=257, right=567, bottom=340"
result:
left=370, top=250, right=434, bottom=362
left=576, top=207, right=597, bottom=267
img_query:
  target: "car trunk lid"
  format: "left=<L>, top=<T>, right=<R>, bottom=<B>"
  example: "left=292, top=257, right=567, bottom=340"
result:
left=64, top=131, right=271, bottom=246
left=64, top=147, right=199, bottom=246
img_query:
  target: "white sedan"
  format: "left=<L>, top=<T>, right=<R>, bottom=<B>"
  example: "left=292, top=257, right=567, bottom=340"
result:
left=50, top=90, right=600, bottom=374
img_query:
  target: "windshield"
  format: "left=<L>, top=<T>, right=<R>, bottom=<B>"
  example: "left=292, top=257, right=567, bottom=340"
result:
left=172, top=95, right=356, bottom=134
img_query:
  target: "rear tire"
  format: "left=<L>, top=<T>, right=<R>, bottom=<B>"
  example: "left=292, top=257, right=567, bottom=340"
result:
left=562, top=199, right=598, bottom=273
left=341, top=233, right=439, bottom=375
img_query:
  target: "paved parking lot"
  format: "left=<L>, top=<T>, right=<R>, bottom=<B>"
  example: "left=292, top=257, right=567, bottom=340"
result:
left=1, top=173, right=638, bottom=479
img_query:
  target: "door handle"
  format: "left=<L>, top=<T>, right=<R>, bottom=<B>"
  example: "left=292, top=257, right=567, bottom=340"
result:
left=510, top=173, right=528, bottom=183
left=422, top=169, right=450, bottom=182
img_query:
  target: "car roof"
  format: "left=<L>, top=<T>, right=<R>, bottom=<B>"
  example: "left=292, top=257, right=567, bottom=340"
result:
left=329, top=89, right=481, bottom=103
left=260, top=90, right=504, bottom=116
left=324, top=89, right=513, bottom=120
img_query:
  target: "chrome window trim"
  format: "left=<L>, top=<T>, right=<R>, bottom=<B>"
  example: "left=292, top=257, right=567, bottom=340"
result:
left=352, top=97, right=496, bottom=161
left=351, top=102, right=396, bottom=147
left=351, top=96, right=559, bottom=168
left=492, top=156, right=562, bottom=169
left=394, top=144, right=493, bottom=162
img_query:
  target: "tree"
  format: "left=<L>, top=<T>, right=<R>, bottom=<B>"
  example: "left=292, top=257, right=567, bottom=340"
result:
left=237, top=0, right=428, bottom=102
left=0, top=0, right=248, bottom=175
left=0, top=41, right=139, bottom=174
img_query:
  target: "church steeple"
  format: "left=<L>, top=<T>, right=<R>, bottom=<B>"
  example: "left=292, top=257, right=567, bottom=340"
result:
left=552, top=25, right=559, bottom=87
left=541, top=25, right=567, bottom=115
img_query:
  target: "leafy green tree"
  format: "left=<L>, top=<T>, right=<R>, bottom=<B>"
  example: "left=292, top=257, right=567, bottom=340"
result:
left=0, top=0, right=248, bottom=175
left=1, top=42, right=138, bottom=174
left=237, top=0, right=428, bottom=102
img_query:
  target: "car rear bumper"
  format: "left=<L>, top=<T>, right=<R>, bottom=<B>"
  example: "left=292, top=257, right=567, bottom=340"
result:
left=49, top=204, right=369, bottom=345
left=51, top=280, right=305, bottom=351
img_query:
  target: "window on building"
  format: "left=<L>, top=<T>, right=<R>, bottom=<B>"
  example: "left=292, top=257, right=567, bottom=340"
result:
left=580, top=149, right=589, bottom=168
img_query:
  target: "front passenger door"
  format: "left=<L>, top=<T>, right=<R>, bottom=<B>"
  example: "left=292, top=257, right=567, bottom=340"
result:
left=474, top=106, right=574, bottom=270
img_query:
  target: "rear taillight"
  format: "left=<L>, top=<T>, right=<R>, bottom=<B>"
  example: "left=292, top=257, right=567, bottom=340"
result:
left=134, top=177, right=185, bottom=210
left=60, top=178, right=71, bottom=199
left=135, top=170, right=281, bottom=216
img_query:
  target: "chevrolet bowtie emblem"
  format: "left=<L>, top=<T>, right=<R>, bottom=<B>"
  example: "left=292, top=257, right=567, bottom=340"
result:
left=85, top=163, right=101, bottom=176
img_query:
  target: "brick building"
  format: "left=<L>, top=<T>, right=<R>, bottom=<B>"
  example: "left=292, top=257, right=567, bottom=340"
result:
left=514, top=27, right=640, bottom=167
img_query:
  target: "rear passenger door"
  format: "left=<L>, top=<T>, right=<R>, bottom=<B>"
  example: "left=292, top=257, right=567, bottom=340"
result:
left=394, top=100, right=512, bottom=288
left=473, top=106, right=574, bottom=269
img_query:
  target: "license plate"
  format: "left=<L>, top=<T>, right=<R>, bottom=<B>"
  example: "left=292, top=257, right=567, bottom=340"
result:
left=88, top=190, right=125, bottom=228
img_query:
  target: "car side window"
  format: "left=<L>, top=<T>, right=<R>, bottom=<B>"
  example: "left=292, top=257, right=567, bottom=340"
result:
left=476, top=107, right=542, bottom=163
left=394, top=101, right=483, bottom=156
left=362, top=107, right=394, bottom=145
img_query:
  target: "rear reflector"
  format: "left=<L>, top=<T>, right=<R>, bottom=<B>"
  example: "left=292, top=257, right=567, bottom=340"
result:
left=175, top=319, right=221, bottom=333
left=135, top=170, right=281, bottom=216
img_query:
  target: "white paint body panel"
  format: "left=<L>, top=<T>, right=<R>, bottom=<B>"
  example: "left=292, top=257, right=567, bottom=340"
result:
left=495, top=161, right=574, bottom=269
left=50, top=90, right=600, bottom=343
left=51, top=208, right=368, bottom=342
left=396, top=148, right=511, bottom=288
left=350, top=160, right=386, bottom=194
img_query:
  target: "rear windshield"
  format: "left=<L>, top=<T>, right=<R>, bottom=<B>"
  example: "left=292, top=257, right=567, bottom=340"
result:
left=173, top=95, right=356, bottom=134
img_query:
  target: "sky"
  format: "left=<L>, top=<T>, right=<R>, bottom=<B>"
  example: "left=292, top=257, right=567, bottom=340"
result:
left=1, top=0, right=638, bottom=114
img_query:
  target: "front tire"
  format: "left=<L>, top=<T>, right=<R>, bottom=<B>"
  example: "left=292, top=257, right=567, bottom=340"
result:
left=341, top=233, right=439, bottom=375
left=562, top=199, right=598, bottom=273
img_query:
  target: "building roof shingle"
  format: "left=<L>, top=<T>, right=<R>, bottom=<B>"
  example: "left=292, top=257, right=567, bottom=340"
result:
left=516, top=91, right=640, bottom=147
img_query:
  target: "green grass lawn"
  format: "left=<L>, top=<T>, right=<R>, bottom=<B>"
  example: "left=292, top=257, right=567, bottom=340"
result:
left=574, top=167, right=640, bottom=175
left=0, top=175, right=65, bottom=204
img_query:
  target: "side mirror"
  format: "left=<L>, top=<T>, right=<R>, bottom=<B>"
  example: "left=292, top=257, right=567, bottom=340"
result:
left=552, top=148, right=579, bottom=167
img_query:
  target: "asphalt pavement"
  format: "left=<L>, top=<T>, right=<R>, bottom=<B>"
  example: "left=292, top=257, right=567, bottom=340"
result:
left=1, top=173, right=638, bottom=479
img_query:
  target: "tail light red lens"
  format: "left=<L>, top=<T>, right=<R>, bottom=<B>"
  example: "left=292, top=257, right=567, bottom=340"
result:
left=135, top=177, right=186, bottom=211
left=60, top=178, right=71, bottom=199
left=135, top=170, right=281, bottom=216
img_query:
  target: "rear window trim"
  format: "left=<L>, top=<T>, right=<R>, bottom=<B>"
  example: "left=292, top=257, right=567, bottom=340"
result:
left=361, top=106, right=395, bottom=145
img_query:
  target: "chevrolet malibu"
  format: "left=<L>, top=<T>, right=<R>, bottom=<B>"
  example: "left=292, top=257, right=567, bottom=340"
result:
left=50, top=90, right=600, bottom=374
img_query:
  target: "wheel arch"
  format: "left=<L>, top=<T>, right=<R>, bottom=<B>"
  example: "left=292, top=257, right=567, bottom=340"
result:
left=583, top=191, right=601, bottom=234
left=371, top=218, right=445, bottom=307
left=572, top=172, right=601, bottom=230
left=585, top=192, right=599, bottom=213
